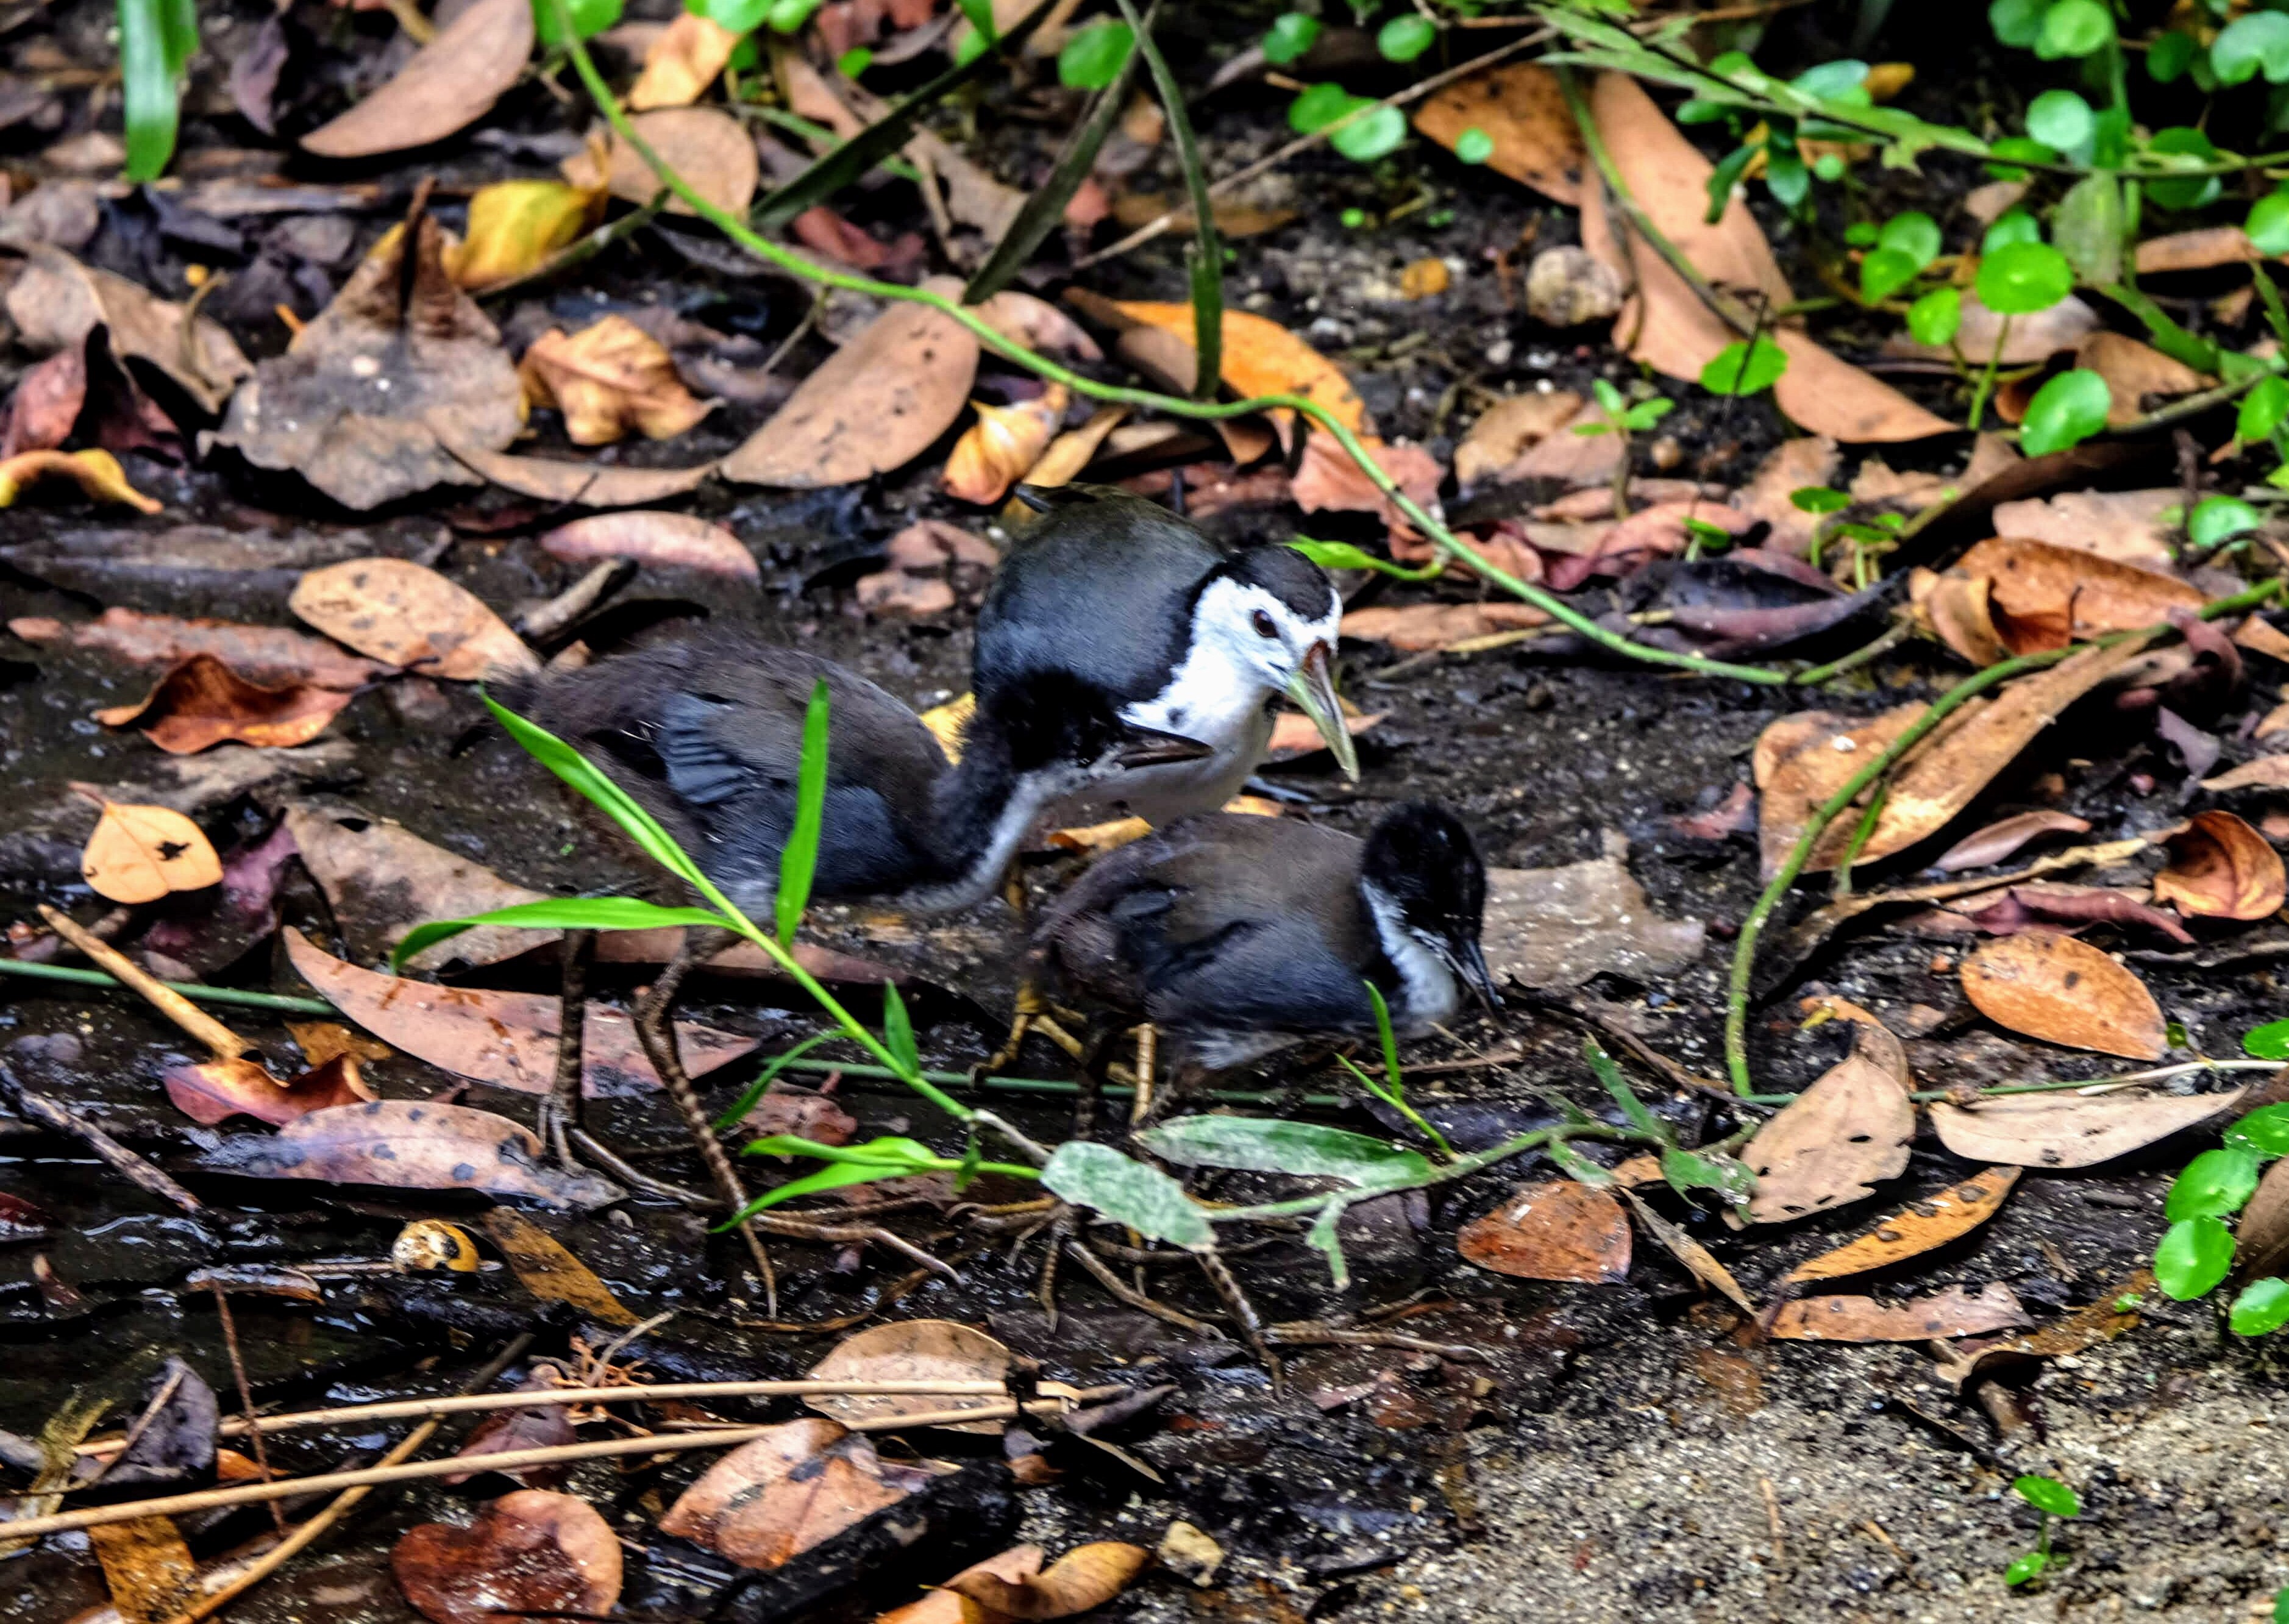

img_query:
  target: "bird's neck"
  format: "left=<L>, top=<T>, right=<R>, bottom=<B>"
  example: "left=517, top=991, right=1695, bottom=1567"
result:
left=1359, top=880, right=1460, bottom=1031
left=897, top=725, right=1057, bottom=912
left=1119, top=629, right=1270, bottom=760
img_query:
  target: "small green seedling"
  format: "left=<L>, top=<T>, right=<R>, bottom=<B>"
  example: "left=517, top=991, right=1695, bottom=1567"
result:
left=1573, top=377, right=1674, bottom=436
left=1335, top=981, right=1453, bottom=1159
left=2004, top=1475, right=2080, bottom=1587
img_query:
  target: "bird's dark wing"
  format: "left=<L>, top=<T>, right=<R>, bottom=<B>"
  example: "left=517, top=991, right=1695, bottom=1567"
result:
left=1144, top=916, right=1380, bottom=1039
left=974, top=491, right=1228, bottom=706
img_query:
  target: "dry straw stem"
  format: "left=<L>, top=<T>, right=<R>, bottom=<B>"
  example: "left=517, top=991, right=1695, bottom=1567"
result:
left=37, top=904, right=252, bottom=1061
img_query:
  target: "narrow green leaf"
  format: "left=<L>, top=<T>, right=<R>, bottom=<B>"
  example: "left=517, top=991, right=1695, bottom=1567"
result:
left=2012, top=1475, right=2081, bottom=1518
left=1704, top=140, right=1759, bottom=224
left=119, top=0, right=187, bottom=183
left=881, top=981, right=920, bottom=1078
left=1139, top=1116, right=1433, bottom=1187
left=485, top=692, right=712, bottom=894
left=1042, top=1141, right=1216, bottom=1249
left=746, top=1133, right=937, bottom=1166
left=391, top=898, right=730, bottom=972
left=1116, top=0, right=1219, bottom=397
left=714, top=1032, right=839, bottom=1131
left=2153, top=1215, right=2237, bottom=1300
left=1790, top=485, right=1852, bottom=514
left=1661, top=1147, right=1755, bottom=1206
left=2101, top=280, right=2221, bottom=373
left=775, top=678, right=830, bottom=946
left=1305, top=1198, right=1351, bottom=1289
left=1582, top=1038, right=1665, bottom=1138
left=2229, top=1277, right=2289, bottom=1336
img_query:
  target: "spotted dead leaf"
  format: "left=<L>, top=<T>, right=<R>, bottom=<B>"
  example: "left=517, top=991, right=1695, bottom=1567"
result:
left=944, top=386, right=1068, bottom=506
left=3, top=245, right=252, bottom=415
left=659, top=1419, right=933, bottom=1570
left=200, top=1099, right=621, bottom=1208
left=93, top=654, right=355, bottom=755
left=215, top=212, right=525, bottom=510
left=1960, top=932, right=2166, bottom=1060
left=1936, top=810, right=2092, bottom=872
left=303, top=0, right=531, bottom=157
left=481, top=1208, right=639, bottom=1327
left=1785, top=1167, right=2021, bottom=1284
left=541, top=511, right=756, bottom=579
left=394, top=1219, right=482, bottom=1272
left=561, top=107, right=758, bottom=218
left=10, top=607, right=387, bottom=689
left=290, top=560, right=536, bottom=682
left=519, top=316, right=713, bottom=446
left=629, top=11, right=742, bottom=109
left=81, top=799, right=222, bottom=903
left=1930, top=1085, right=2245, bottom=1169
left=1743, top=1019, right=1915, bottom=1223
left=945, top=1542, right=1154, bottom=1620
left=1410, top=62, right=1582, bottom=204
left=441, top=441, right=715, bottom=506
left=1456, top=1180, right=1631, bottom=1283
left=0, top=447, right=160, bottom=513
left=88, top=1515, right=199, bottom=1624
left=724, top=301, right=978, bottom=488
left=448, top=180, right=603, bottom=290
left=1770, top=1283, right=2032, bottom=1343
left=164, top=1052, right=372, bottom=1127
left=2154, top=810, right=2286, bottom=921
left=1946, top=536, right=2202, bottom=652
left=393, top=1490, right=621, bottom=1624
left=805, top=1319, right=1010, bottom=1433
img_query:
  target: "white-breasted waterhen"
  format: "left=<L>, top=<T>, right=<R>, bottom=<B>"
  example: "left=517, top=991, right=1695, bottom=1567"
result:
left=1035, top=802, right=1498, bottom=1111
left=978, top=486, right=1359, bottom=826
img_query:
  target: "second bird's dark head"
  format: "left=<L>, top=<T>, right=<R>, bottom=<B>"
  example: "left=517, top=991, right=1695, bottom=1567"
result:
left=1362, top=802, right=1499, bottom=1006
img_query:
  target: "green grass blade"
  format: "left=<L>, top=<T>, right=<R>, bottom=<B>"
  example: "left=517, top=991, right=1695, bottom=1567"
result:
left=483, top=690, right=711, bottom=894
left=391, top=899, right=730, bottom=972
left=881, top=981, right=920, bottom=1076
left=713, top=1033, right=839, bottom=1132
left=963, top=1, right=1155, bottom=302
left=752, top=0, right=1057, bottom=232
left=777, top=678, right=830, bottom=946
left=1583, top=1038, right=1666, bottom=1139
left=118, top=0, right=182, bottom=182
left=1116, top=0, right=1221, bottom=396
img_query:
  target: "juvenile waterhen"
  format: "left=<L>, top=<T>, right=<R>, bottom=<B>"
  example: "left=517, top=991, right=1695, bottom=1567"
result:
left=1036, top=802, right=1499, bottom=1081
left=513, top=624, right=1212, bottom=916
left=977, top=486, right=1358, bottom=824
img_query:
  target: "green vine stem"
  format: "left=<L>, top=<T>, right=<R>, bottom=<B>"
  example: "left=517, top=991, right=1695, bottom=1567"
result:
left=1721, top=579, right=2288, bottom=1097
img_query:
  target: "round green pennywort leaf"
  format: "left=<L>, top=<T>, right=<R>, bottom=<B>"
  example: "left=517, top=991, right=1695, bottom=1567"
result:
left=1845, top=220, right=1880, bottom=248
left=2149, top=29, right=2198, bottom=83
left=1331, top=103, right=1406, bottom=162
left=539, top=0, right=622, bottom=42
left=2027, top=88, right=2095, bottom=151
left=2227, top=1103, right=2289, bottom=1156
left=1814, top=151, right=1845, bottom=181
left=1289, top=82, right=1358, bottom=134
left=693, top=0, right=768, bottom=31
left=2037, top=0, right=2113, bottom=59
left=2154, top=1215, right=2237, bottom=1300
left=1700, top=332, right=1789, bottom=396
left=1790, top=485, right=1852, bottom=514
left=1339, top=206, right=1367, bottom=229
left=1976, top=240, right=2074, bottom=314
left=2246, top=1018, right=2289, bottom=1061
left=2013, top=1475, right=2082, bottom=1518
left=1982, top=208, right=2042, bottom=252
left=2165, top=1146, right=2263, bottom=1220
left=2248, top=190, right=2289, bottom=256
left=2018, top=369, right=2110, bottom=455
left=2231, top=1277, right=2289, bottom=1336
left=1262, top=10, right=1320, bottom=65
left=2146, top=127, right=2224, bottom=212
left=2212, top=9, right=2289, bottom=84
left=2004, top=1550, right=2049, bottom=1587
left=1860, top=246, right=1920, bottom=304
left=1454, top=126, right=1493, bottom=164
left=1058, top=20, right=1133, bottom=89
left=1988, top=0, right=2043, bottom=47
left=2240, top=377, right=2289, bottom=444
left=2189, top=494, right=2263, bottom=549
left=1878, top=210, right=1941, bottom=269
left=1376, top=13, right=1436, bottom=62
left=1907, top=285, right=1962, bottom=346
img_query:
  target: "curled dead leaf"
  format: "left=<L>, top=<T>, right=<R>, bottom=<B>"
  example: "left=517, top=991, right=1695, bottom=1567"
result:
left=1022, top=405, right=1127, bottom=489
left=945, top=1542, right=1153, bottom=1620
left=1959, top=932, right=2167, bottom=1060
left=1770, top=1283, right=2031, bottom=1342
left=519, top=316, right=714, bottom=446
left=2153, top=810, right=2285, bottom=921
left=1950, top=536, right=2202, bottom=651
left=1936, top=810, right=2093, bottom=872
left=393, top=1219, right=482, bottom=1272
left=805, top=1319, right=1011, bottom=1433
left=199, top=1099, right=621, bottom=1208
left=1453, top=390, right=1583, bottom=487
left=290, top=559, right=536, bottom=682
left=2239, top=1155, right=2289, bottom=1283
left=93, top=654, right=355, bottom=754
left=541, top=511, right=756, bottom=579
left=1290, top=432, right=1445, bottom=533
left=80, top=800, right=222, bottom=903
left=944, top=386, right=1068, bottom=505
left=1929, top=1086, right=2245, bottom=1169
left=724, top=301, right=978, bottom=487
left=1785, top=1166, right=2021, bottom=1284
left=393, top=1490, right=621, bottom=1624
left=0, top=447, right=160, bottom=513
left=163, top=1053, right=372, bottom=1128
left=1743, top=1019, right=1915, bottom=1223
left=562, top=107, right=760, bottom=217
left=10, top=607, right=386, bottom=689
left=629, top=12, right=742, bottom=109
left=1909, top=567, right=2009, bottom=667
left=969, top=292, right=1102, bottom=362
left=4, top=246, right=252, bottom=415
left=303, top=0, right=533, bottom=158
left=1456, top=1180, right=1631, bottom=1283
left=2074, top=332, right=2209, bottom=425
left=660, top=1419, right=933, bottom=1570
left=1987, top=489, right=2179, bottom=572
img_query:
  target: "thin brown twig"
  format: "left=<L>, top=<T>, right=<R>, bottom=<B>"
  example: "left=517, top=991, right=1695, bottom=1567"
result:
left=208, top=1284, right=284, bottom=1533
left=0, top=1067, right=202, bottom=1214
left=37, top=904, right=249, bottom=1061
left=1061, top=1240, right=1213, bottom=1331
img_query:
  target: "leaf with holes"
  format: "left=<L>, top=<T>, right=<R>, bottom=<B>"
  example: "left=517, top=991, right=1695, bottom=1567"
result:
left=1785, top=1166, right=2021, bottom=1283
left=1743, top=1020, right=1915, bottom=1223
left=1931, top=1086, right=2244, bottom=1169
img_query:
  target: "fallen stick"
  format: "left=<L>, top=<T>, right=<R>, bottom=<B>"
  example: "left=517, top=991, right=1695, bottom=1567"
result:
left=37, top=905, right=253, bottom=1061
left=0, top=1064, right=202, bottom=1215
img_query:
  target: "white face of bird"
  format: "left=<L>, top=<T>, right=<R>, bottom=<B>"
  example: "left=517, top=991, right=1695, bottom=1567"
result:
left=1191, top=575, right=1342, bottom=699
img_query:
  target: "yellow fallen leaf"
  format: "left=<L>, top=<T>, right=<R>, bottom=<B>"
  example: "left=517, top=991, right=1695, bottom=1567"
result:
left=1111, top=302, right=1368, bottom=441
left=944, top=386, right=1069, bottom=506
left=1022, top=404, right=1126, bottom=490
left=0, top=449, right=162, bottom=513
left=919, top=692, right=974, bottom=760
left=520, top=315, right=714, bottom=446
left=630, top=11, right=742, bottom=109
left=81, top=799, right=223, bottom=904
left=449, top=179, right=603, bottom=289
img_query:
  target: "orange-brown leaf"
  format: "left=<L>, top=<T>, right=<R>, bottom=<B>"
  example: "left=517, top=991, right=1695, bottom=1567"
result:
left=1770, top=1283, right=2031, bottom=1343
left=0, top=447, right=162, bottom=513
left=1456, top=1180, right=1631, bottom=1283
left=93, top=653, right=355, bottom=754
left=289, top=558, right=536, bottom=682
left=1410, top=62, right=1583, bottom=203
left=944, top=1542, right=1152, bottom=1620
left=1930, top=1086, right=2244, bottom=1169
left=164, top=1053, right=372, bottom=1128
left=629, top=12, right=742, bottom=109
left=520, top=316, right=713, bottom=446
left=1950, top=536, right=2202, bottom=650
left=1742, top=1020, right=1915, bottom=1223
left=1959, top=932, right=2166, bottom=1060
left=1109, top=303, right=1369, bottom=438
left=81, top=800, right=222, bottom=904
left=2153, top=810, right=2287, bottom=921
left=943, top=387, right=1067, bottom=505
left=1784, top=1167, right=2020, bottom=1283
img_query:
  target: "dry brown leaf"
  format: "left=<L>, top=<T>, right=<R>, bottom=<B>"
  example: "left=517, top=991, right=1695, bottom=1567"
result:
left=1936, top=810, right=2093, bottom=872
left=0, top=447, right=161, bottom=513
left=1022, top=405, right=1126, bottom=489
left=2154, top=810, right=2286, bottom=920
left=969, top=291, right=1102, bottom=362
left=1729, top=436, right=1840, bottom=555
left=1785, top=1167, right=2021, bottom=1284
left=1743, top=1020, right=1915, bottom=1223
left=1934, top=1269, right=2151, bottom=1389
left=724, top=301, right=978, bottom=487
left=88, top=1516, right=200, bottom=1624
left=1930, top=1085, right=2244, bottom=1168
left=629, top=12, right=742, bottom=109
left=81, top=800, right=221, bottom=903
left=2075, top=332, right=2209, bottom=424
left=10, top=608, right=385, bottom=689
left=163, top=1052, right=371, bottom=1128
left=1960, top=933, right=2167, bottom=1060
left=1337, top=600, right=1548, bottom=651
left=520, top=316, right=714, bottom=446
left=481, top=1208, right=639, bottom=1327
left=944, top=386, right=1067, bottom=505
left=1290, top=431, right=1444, bottom=530
left=2135, top=226, right=2262, bottom=274
left=661, top=1422, right=928, bottom=1570
left=303, top=0, right=533, bottom=158
left=4, top=246, right=252, bottom=415
left=1575, top=73, right=1949, bottom=443
left=2239, top=1155, right=2289, bottom=1284
left=1957, top=536, right=2203, bottom=650
left=283, top=805, right=549, bottom=970
left=1888, top=294, right=2100, bottom=365
left=541, top=511, right=756, bottom=579
left=205, top=1099, right=619, bottom=1207
left=562, top=107, right=759, bottom=217
left=1453, top=391, right=1583, bottom=487
left=1456, top=1180, right=1631, bottom=1283
left=878, top=1548, right=1041, bottom=1624
left=2204, top=755, right=2289, bottom=790
left=1480, top=836, right=1706, bottom=991
left=2235, top=616, right=2289, bottom=662
left=93, top=654, right=354, bottom=755
left=216, top=214, right=524, bottom=510
left=441, top=441, right=716, bottom=505
left=1488, top=399, right=1622, bottom=487
left=805, top=1320, right=1010, bottom=1433
left=945, top=1542, right=1153, bottom=1620
left=1909, top=567, right=2009, bottom=667
left=290, top=559, right=536, bottom=683
left=393, top=1490, right=621, bottom=1624
left=1770, top=1283, right=2032, bottom=1342
left=1410, top=62, right=1582, bottom=203
left=660, top=1420, right=845, bottom=1548
left=1620, top=1188, right=1754, bottom=1313
left=1109, top=302, right=1369, bottom=441
left=1987, top=489, right=2179, bottom=571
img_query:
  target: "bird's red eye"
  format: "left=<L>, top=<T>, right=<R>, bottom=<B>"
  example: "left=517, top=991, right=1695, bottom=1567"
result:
left=1250, top=609, right=1278, bottom=638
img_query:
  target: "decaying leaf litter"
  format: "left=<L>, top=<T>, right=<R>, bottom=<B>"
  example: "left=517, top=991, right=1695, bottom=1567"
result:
left=1, top=0, right=2288, bottom=1616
